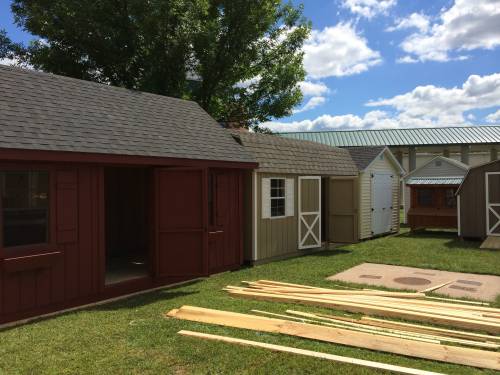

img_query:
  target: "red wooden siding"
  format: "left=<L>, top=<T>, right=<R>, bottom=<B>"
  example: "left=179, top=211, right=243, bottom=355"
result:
left=0, top=162, right=245, bottom=325
left=208, top=170, right=243, bottom=273
left=155, top=168, right=207, bottom=279
left=0, top=166, right=103, bottom=322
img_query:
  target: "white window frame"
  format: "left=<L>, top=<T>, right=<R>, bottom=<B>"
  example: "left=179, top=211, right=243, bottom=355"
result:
left=269, top=177, right=286, bottom=219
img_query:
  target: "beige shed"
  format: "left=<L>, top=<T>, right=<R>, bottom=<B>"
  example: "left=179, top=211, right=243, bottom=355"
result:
left=345, top=146, right=405, bottom=239
left=231, top=131, right=358, bottom=264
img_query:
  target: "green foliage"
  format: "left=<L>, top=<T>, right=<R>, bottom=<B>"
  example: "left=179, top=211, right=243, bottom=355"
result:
left=8, top=0, right=310, bottom=130
left=0, top=28, right=23, bottom=61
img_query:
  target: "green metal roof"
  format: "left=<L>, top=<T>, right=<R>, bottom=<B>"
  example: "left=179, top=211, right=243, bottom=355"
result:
left=406, top=177, right=464, bottom=185
left=279, top=126, right=500, bottom=147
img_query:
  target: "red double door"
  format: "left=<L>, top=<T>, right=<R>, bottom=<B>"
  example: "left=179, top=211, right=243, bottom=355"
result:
left=154, top=168, right=242, bottom=280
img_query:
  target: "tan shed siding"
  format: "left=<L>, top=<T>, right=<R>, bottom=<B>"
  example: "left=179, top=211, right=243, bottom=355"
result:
left=359, top=152, right=401, bottom=239
left=256, top=172, right=299, bottom=260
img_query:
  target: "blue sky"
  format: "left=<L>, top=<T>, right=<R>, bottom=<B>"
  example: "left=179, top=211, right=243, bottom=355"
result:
left=2, top=0, right=500, bottom=131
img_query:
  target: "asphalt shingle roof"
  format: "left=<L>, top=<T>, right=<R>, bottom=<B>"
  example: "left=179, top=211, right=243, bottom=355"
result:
left=231, top=131, right=357, bottom=175
left=279, top=126, right=500, bottom=147
left=0, top=65, right=255, bottom=164
left=344, top=146, right=386, bottom=171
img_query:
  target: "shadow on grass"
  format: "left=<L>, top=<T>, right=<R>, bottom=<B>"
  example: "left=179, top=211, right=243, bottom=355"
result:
left=0, top=281, right=201, bottom=332
left=395, top=229, right=486, bottom=250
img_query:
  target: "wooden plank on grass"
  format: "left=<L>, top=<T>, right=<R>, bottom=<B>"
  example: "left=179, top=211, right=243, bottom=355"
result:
left=226, top=289, right=500, bottom=334
left=361, top=317, right=500, bottom=343
left=178, top=330, right=446, bottom=375
left=166, top=306, right=500, bottom=370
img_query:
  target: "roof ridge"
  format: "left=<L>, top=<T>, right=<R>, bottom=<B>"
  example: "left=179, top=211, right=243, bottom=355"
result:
left=0, top=64, right=196, bottom=106
left=278, top=125, right=500, bottom=135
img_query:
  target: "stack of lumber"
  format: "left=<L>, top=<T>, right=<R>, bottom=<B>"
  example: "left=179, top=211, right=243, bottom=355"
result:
left=167, top=305, right=500, bottom=370
left=224, top=280, right=500, bottom=334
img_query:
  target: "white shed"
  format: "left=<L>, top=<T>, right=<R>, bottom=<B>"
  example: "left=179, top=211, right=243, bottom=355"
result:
left=345, top=147, right=405, bottom=239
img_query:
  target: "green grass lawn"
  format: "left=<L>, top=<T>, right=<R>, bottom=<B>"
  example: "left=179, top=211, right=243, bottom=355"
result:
left=1, top=229, right=499, bottom=375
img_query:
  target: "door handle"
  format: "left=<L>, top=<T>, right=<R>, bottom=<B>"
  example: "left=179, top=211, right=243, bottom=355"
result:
left=209, top=230, right=224, bottom=234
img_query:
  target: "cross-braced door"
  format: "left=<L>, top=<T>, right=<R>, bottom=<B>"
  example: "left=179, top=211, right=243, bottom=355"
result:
left=486, top=172, right=500, bottom=236
left=298, top=176, right=321, bottom=249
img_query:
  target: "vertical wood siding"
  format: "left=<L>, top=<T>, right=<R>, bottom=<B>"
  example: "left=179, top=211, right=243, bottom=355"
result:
left=459, top=161, right=500, bottom=239
left=0, top=166, right=103, bottom=321
left=256, top=173, right=299, bottom=261
left=359, top=152, right=400, bottom=239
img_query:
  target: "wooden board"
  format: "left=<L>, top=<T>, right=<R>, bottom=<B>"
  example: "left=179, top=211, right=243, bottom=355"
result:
left=226, top=289, right=500, bottom=334
left=178, top=330, right=446, bottom=375
left=167, top=306, right=500, bottom=370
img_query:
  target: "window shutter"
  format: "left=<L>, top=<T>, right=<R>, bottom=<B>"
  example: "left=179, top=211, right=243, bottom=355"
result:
left=285, top=178, right=295, bottom=217
left=261, top=178, right=271, bottom=219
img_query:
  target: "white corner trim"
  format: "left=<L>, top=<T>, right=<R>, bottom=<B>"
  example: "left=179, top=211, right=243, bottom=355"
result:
left=253, top=171, right=258, bottom=261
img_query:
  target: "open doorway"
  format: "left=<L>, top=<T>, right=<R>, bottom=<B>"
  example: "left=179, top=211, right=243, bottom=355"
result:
left=105, top=167, right=151, bottom=285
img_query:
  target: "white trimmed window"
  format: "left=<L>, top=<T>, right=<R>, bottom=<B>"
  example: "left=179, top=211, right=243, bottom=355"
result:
left=270, top=178, right=286, bottom=217
left=262, top=177, right=294, bottom=219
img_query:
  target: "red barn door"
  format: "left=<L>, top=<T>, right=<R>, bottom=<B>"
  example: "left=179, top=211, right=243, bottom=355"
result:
left=208, top=170, right=242, bottom=274
left=154, top=168, right=208, bottom=280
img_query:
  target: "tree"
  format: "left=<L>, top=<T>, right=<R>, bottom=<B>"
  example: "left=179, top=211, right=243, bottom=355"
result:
left=9, top=0, right=310, bottom=130
left=0, top=29, right=23, bottom=62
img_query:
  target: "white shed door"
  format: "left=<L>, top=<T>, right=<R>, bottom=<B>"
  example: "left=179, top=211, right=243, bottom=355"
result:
left=372, top=173, right=393, bottom=236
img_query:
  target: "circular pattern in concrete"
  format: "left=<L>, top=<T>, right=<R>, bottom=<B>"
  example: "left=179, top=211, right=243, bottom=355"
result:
left=393, top=277, right=432, bottom=286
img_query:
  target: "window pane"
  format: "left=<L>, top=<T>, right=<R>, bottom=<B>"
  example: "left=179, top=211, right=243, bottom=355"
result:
left=1, top=171, right=49, bottom=247
left=417, top=188, right=433, bottom=207
left=444, top=188, right=457, bottom=208
left=271, top=198, right=285, bottom=217
left=270, top=179, right=285, bottom=198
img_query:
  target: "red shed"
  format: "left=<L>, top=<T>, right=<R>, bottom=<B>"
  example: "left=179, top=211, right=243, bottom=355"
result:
left=0, top=66, right=256, bottom=325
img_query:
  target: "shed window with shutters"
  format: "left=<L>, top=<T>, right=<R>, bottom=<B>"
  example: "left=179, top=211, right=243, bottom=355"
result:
left=270, top=178, right=286, bottom=217
left=0, top=171, right=50, bottom=248
left=262, top=177, right=294, bottom=219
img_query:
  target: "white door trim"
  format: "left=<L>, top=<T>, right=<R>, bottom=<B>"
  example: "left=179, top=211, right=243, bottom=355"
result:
left=486, top=172, right=500, bottom=237
left=298, top=176, right=322, bottom=249
left=371, top=172, right=393, bottom=236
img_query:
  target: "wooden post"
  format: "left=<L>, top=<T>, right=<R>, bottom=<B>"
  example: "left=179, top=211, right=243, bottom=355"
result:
left=491, top=147, right=498, bottom=161
left=408, top=147, right=416, bottom=172
left=460, top=145, right=470, bottom=165
left=442, top=149, right=450, bottom=158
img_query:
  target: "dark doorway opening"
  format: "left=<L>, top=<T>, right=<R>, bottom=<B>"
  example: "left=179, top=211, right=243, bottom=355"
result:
left=105, top=167, right=151, bottom=285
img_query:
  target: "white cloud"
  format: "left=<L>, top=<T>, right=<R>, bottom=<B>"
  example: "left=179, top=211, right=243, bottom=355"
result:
left=486, top=109, right=500, bottom=123
left=264, top=72, right=500, bottom=131
left=0, top=57, right=21, bottom=66
left=367, top=73, right=500, bottom=125
left=399, top=0, right=500, bottom=62
left=387, top=13, right=430, bottom=32
left=304, top=23, right=382, bottom=79
left=396, top=55, right=418, bottom=64
left=294, top=96, right=327, bottom=114
left=264, top=110, right=403, bottom=132
left=342, top=0, right=397, bottom=19
left=299, top=81, right=329, bottom=96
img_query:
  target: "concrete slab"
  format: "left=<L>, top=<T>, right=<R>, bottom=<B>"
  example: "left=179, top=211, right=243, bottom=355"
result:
left=480, top=236, right=500, bottom=250
left=327, top=263, right=500, bottom=302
